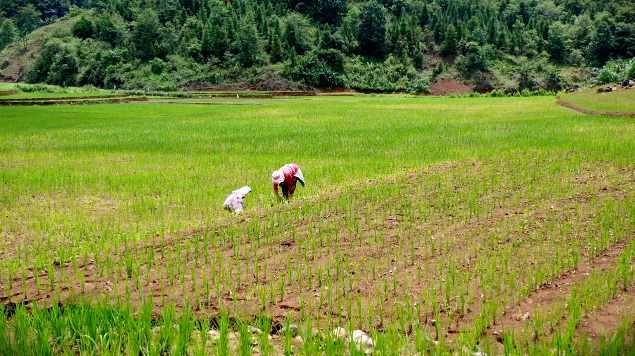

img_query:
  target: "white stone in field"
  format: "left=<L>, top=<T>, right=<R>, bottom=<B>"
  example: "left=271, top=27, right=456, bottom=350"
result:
left=280, top=323, right=299, bottom=337
left=463, top=346, right=488, bottom=356
left=332, top=327, right=348, bottom=340
left=224, top=186, right=252, bottom=213
left=207, top=329, right=220, bottom=342
left=248, top=325, right=263, bottom=335
left=352, top=330, right=374, bottom=353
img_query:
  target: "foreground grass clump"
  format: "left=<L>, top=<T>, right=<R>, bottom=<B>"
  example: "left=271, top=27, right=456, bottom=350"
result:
left=0, top=94, right=634, bottom=354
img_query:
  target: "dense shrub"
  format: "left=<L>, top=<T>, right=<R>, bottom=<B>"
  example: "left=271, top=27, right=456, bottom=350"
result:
left=598, top=68, right=620, bottom=84
left=456, top=42, right=494, bottom=77
left=597, top=58, right=635, bottom=84
left=284, top=49, right=345, bottom=88
left=344, top=55, right=428, bottom=93
left=28, top=39, right=79, bottom=86
left=543, top=67, right=567, bottom=91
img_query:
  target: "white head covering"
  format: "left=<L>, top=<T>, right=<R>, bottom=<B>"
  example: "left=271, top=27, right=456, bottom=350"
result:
left=294, top=168, right=305, bottom=186
left=224, top=186, right=251, bottom=213
left=272, top=170, right=284, bottom=185
left=233, top=186, right=252, bottom=197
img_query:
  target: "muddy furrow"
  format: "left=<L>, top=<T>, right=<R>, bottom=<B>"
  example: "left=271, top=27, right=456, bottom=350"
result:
left=483, top=240, right=630, bottom=341
left=1, top=162, right=632, bottom=328
left=575, top=287, right=635, bottom=343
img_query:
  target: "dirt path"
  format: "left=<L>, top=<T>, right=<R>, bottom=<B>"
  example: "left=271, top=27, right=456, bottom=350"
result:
left=555, top=97, right=635, bottom=117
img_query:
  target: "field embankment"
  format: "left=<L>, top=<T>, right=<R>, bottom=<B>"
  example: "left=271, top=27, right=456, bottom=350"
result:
left=558, top=87, right=635, bottom=117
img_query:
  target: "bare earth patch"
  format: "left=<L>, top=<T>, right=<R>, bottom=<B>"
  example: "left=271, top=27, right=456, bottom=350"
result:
left=429, top=79, right=473, bottom=96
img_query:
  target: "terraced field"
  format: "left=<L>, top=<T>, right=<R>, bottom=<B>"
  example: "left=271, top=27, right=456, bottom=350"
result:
left=558, top=87, right=635, bottom=116
left=0, top=93, right=633, bottom=354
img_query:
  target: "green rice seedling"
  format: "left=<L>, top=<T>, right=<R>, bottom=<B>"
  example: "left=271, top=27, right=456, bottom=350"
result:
left=618, top=241, right=634, bottom=290
left=237, top=321, right=253, bottom=356
left=217, top=312, right=230, bottom=356
left=257, top=317, right=273, bottom=356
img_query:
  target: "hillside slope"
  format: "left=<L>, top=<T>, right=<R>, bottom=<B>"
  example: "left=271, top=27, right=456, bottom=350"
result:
left=0, top=16, right=78, bottom=82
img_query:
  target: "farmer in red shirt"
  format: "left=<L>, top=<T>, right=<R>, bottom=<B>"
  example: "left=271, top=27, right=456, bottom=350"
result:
left=272, top=163, right=305, bottom=200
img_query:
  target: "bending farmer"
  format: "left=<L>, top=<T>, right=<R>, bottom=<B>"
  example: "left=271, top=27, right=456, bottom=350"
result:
left=272, top=163, right=305, bottom=200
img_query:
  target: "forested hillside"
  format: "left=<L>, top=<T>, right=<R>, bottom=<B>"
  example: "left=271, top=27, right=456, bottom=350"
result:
left=1, top=0, right=634, bottom=92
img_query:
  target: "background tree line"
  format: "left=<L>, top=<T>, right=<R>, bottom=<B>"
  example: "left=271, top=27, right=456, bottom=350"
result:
left=1, top=0, right=634, bottom=91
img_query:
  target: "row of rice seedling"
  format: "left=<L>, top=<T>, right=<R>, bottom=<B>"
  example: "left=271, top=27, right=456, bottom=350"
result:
left=1, top=155, right=632, bottom=354
left=2, top=95, right=634, bottom=353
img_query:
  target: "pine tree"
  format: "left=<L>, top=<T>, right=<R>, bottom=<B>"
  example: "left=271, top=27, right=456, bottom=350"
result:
left=236, top=15, right=262, bottom=67
left=547, top=22, right=567, bottom=63
left=312, top=0, right=347, bottom=25
left=358, top=0, right=386, bottom=59
left=283, top=14, right=311, bottom=56
left=269, top=20, right=284, bottom=63
left=441, top=24, right=457, bottom=56
left=132, top=9, right=161, bottom=60
left=201, top=27, right=213, bottom=60
left=15, top=4, right=40, bottom=34
left=0, top=19, right=17, bottom=50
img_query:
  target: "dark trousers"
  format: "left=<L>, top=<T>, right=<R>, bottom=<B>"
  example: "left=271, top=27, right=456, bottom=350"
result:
left=281, top=179, right=297, bottom=199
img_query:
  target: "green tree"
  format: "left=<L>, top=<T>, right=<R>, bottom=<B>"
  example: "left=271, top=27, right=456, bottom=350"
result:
left=28, top=39, right=63, bottom=83
left=515, top=56, right=540, bottom=91
left=312, top=0, right=347, bottom=25
left=547, top=22, right=567, bottom=63
left=456, top=42, right=492, bottom=77
left=0, top=18, right=17, bottom=50
left=207, top=19, right=229, bottom=59
left=441, top=24, right=458, bottom=56
left=338, top=5, right=360, bottom=54
left=200, top=27, right=213, bottom=60
left=236, top=15, right=262, bottom=67
left=15, top=4, right=41, bottom=34
left=47, top=46, right=79, bottom=86
left=318, top=28, right=344, bottom=50
left=283, top=14, right=312, bottom=56
left=589, top=16, right=616, bottom=65
left=284, top=48, right=344, bottom=88
left=179, top=16, right=203, bottom=59
left=94, top=14, right=124, bottom=46
left=28, top=39, right=78, bottom=86
left=132, top=9, right=161, bottom=60
left=358, top=0, right=386, bottom=59
left=72, top=16, right=95, bottom=39
left=269, top=21, right=284, bottom=63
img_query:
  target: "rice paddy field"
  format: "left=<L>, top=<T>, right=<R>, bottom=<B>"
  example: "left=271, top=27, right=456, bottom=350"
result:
left=0, top=91, right=634, bottom=355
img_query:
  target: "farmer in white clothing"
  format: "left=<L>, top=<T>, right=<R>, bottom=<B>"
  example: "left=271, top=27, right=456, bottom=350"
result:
left=224, top=186, right=252, bottom=213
